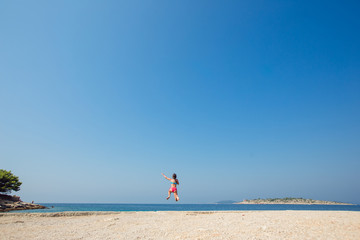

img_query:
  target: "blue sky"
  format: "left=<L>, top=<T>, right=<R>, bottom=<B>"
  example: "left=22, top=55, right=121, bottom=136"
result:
left=1, top=1, right=359, bottom=204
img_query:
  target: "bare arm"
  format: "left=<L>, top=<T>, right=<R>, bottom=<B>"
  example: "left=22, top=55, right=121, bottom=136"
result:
left=162, top=173, right=171, bottom=181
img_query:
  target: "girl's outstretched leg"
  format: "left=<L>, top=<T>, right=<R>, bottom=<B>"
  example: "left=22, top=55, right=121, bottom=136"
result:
left=166, top=190, right=171, bottom=200
left=174, top=192, right=179, bottom=201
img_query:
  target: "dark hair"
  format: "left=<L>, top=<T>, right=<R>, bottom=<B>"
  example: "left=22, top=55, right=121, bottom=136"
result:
left=172, top=173, right=177, bottom=179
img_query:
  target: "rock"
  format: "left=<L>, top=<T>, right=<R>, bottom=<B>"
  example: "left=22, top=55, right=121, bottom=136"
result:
left=0, top=194, right=47, bottom=212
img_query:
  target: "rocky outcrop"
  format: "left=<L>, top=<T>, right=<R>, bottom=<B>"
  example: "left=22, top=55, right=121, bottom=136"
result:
left=0, top=194, right=47, bottom=212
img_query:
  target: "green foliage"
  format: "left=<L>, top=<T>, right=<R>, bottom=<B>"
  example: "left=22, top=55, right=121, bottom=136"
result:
left=0, top=169, right=22, bottom=193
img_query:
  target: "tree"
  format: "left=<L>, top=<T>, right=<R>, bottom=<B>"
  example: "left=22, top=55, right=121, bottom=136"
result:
left=0, top=169, right=22, bottom=194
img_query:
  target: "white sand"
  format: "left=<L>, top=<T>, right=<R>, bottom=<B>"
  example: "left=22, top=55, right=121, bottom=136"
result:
left=1, top=211, right=360, bottom=240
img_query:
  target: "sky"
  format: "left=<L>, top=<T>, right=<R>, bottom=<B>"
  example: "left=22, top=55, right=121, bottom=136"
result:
left=1, top=0, right=359, bottom=204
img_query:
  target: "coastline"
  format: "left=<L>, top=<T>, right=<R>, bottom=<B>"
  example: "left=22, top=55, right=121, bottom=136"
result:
left=0, top=202, right=47, bottom=212
left=0, top=194, right=47, bottom=212
left=7, top=202, right=360, bottom=213
left=1, top=211, right=359, bottom=239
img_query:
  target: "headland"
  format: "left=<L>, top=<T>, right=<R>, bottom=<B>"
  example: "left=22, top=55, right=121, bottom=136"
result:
left=0, top=194, right=46, bottom=212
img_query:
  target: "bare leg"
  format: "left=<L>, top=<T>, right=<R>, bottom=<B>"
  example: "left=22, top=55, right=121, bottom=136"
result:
left=174, top=192, right=179, bottom=201
left=166, top=190, right=171, bottom=200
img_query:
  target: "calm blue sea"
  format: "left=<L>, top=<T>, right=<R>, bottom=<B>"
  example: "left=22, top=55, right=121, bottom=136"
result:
left=12, top=203, right=360, bottom=213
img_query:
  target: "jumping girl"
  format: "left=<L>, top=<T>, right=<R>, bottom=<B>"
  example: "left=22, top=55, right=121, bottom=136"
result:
left=162, top=173, right=180, bottom=201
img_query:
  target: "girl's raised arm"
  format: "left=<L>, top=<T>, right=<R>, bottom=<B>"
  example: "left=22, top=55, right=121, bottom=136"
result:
left=162, top=173, right=171, bottom=180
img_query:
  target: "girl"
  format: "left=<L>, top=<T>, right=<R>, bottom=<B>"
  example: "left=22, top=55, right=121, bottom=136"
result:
left=162, top=173, right=180, bottom=201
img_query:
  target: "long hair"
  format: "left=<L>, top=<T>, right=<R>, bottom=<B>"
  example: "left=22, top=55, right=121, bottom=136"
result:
left=172, top=173, right=177, bottom=179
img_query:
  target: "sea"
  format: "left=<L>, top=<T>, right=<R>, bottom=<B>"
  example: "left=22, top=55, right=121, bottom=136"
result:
left=12, top=203, right=360, bottom=213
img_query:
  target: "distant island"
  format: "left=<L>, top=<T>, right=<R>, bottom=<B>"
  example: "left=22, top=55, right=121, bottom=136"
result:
left=236, top=197, right=353, bottom=205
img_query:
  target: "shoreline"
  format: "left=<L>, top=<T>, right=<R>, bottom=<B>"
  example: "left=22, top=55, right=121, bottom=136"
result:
left=3, top=202, right=359, bottom=214
left=0, top=194, right=47, bottom=212
left=1, top=209, right=360, bottom=218
left=0, top=201, right=47, bottom=212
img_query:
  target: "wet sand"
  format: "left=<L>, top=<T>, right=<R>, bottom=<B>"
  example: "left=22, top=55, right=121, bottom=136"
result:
left=1, top=211, right=360, bottom=239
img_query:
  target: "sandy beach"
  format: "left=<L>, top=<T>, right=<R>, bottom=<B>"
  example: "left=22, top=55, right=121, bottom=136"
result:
left=1, top=211, right=359, bottom=240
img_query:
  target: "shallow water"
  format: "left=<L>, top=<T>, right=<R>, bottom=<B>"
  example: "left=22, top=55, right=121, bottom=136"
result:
left=12, top=203, right=360, bottom=213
